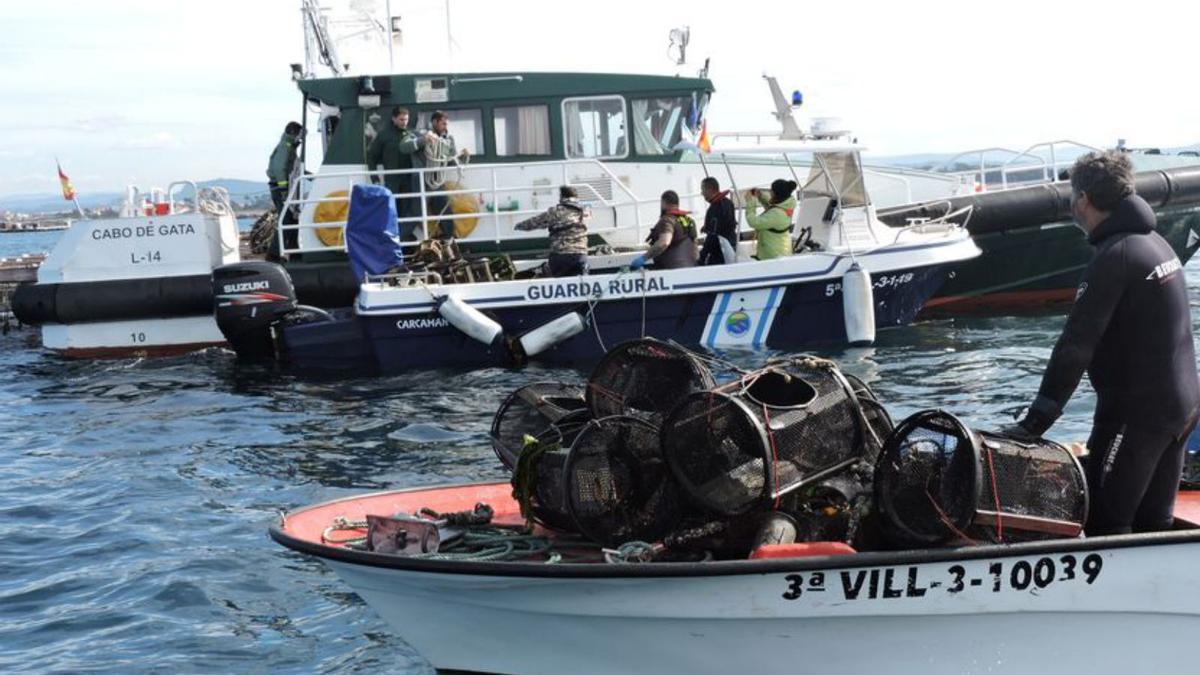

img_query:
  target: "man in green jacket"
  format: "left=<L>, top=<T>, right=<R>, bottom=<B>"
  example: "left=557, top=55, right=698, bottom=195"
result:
left=744, top=179, right=797, bottom=260
left=266, top=121, right=303, bottom=213
left=366, top=107, right=422, bottom=240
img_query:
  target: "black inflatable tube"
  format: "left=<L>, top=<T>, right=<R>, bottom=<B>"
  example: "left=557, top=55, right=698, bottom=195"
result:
left=879, top=165, right=1200, bottom=235
left=12, top=262, right=360, bottom=327
left=13, top=274, right=214, bottom=325
left=287, top=262, right=359, bottom=309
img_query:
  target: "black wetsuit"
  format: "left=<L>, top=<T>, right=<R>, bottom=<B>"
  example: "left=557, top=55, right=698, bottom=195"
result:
left=1024, top=194, right=1200, bottom=534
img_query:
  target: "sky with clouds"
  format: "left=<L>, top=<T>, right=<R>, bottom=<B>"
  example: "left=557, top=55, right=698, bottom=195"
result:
left=2, top=0, right=1197, bottom=197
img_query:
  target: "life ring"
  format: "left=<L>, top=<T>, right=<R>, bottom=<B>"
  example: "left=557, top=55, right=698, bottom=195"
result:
left=439, top=181, right=480, bottom=238
left=314, top=190, right=349, bottom=247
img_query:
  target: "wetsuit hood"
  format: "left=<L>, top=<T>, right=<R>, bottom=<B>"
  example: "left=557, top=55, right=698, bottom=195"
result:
left=1088, top=194, right=1155, bottom=245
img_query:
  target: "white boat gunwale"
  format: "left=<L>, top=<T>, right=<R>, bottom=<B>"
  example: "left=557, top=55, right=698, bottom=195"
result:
left=270, top=481, right=1200, bottom=579
left=353, top=236, right=980, bottom=316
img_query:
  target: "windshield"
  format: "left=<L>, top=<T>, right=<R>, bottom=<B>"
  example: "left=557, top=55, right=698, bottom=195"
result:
left=803, top=152, right=869, bottom=207
left=632, top=97, right=691, bottom=156
left=564, top=97, right=627, bottom=159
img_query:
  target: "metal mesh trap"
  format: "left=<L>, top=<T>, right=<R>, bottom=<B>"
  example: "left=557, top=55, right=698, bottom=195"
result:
left=662, top=357, right=870, bottom=515
left=874, top=410, right=1088, bottom=546
left=563, top=416, right=685, bottom=547
left=586, top=338, right=715, bottom=424
left=490, top=382, right=589, bottom=470
left=842, top=373, right=893, bottom=461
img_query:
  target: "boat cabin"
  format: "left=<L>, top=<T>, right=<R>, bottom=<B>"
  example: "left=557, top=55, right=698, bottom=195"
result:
left=300, top=72, right=713, bottom=168
left=279, top=71, right=966, bottom=264
left=283, top=71, right=719, bottom=260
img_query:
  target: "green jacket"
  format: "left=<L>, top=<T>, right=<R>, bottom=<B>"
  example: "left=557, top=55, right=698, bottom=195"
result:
left=266, top=132, right=299, bottom=185
left=744, top=193, right=796, bottom=260
left=366, top=124, right=421, bottom=195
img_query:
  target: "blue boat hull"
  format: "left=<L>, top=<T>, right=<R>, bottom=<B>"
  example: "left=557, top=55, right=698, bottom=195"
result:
left=280, top=264, right=948, bottom=372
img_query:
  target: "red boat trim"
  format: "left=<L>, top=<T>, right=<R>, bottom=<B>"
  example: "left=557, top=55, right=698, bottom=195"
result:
left=57, top=341, right=226, bottom=359
left=923, top=288, right=1077, bottom=314
left=270, top=481, right=1200, bottom=579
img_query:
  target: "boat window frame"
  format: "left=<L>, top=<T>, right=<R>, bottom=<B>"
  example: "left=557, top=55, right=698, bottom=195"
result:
left=629, top=95, right=692, bottom=158
left=492, top=102, right=554, bottom=158
left=561, top=95, right=630, bottom=161
left=414, top=107, right=488, bottom=158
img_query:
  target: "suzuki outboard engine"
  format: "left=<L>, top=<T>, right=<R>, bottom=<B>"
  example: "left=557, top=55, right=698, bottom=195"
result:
left=213, top=261, right=298, bottom=359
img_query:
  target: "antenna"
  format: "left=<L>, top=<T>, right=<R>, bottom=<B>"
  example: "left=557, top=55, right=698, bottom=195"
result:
left=668, top=26, right=690, bottom=66
left=445, top=0, right=459, bottom=59
left=763, top=75, right=804, bottom=140
left=300, top=0, right=344, bottom=77
left=385, top=0, right=395, bottom=72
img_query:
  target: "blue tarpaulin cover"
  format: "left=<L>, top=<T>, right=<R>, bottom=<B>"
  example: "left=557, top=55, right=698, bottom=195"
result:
left=346, top=183, right=403, bottom=282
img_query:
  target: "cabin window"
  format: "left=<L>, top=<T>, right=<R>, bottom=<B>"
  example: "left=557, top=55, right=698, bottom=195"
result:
left=416, top=109, right=485, bottom=155
left=563, top=96, right=627, bottom=159
left=494, top=105, right=551, bottom=156
left=632, top=97, right=691, bottom=156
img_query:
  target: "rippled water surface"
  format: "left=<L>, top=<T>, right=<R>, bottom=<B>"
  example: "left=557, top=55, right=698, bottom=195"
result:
left=1, top=248, right=1198, bottom=672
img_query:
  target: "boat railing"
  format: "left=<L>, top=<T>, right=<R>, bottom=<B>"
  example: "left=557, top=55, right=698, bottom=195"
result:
left=708, top=131, right=791, bottom=146
left=884, top=204, right=973, bottom=244
left=277, top=157, right=678, bottom=257
left=934, top=140, right=1103, bottom=192
left=166, top=181, right=201, bottom=214
left=364, top=269, right=445, bottom=287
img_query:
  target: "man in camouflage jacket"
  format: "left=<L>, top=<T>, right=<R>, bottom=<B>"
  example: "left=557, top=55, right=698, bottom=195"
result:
left=516, top=185, right=591, bottom=277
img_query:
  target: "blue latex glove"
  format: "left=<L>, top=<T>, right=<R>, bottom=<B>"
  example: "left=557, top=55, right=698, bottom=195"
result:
left=629, top=254, right=648, bottom=271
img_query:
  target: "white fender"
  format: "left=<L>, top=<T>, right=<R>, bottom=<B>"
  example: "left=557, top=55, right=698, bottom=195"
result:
left=718, top=236, right=738, bottom=264
left=518, top=312, right=586, bottom=357
left=842, top=262, right=876, bottom=346
left=437, top=295, right=503, bottom=345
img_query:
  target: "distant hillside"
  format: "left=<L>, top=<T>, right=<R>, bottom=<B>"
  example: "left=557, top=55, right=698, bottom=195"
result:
left=873, top=142, right=1200, bottom=172
left=0, top=178, right=267, bottom=215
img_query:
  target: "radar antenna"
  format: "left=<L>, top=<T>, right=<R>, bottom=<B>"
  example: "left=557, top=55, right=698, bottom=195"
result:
left=668, top=26, right=690, bottom=66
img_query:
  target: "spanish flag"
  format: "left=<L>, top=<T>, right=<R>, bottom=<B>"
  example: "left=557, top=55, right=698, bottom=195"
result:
left=57, top=160, right=76, bottom=201
left=697, top=120, right=711, bottom=154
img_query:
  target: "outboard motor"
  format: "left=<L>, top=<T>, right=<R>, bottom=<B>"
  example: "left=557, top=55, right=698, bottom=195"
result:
left=213, top=261, right=298, bottom=360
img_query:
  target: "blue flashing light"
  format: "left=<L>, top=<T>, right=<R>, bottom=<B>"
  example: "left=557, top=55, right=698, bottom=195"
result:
left=791, top=90, right=803, bottom=106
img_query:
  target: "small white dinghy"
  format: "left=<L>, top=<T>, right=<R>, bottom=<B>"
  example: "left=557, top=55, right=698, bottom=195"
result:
left=272, top=482, right=1200, bottom=675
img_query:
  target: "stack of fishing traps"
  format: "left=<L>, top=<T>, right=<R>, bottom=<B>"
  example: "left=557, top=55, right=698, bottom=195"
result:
left=490, top=338, right=1090, bottom=560
left=491, top=338, right=889, bottom=558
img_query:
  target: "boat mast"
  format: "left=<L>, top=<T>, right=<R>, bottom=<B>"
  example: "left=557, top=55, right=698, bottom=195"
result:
left=300, top=0, right=344, bottom=78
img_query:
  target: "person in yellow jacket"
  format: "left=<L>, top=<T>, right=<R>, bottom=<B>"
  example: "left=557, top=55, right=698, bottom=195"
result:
left=744, top=178, right=798, bottom=260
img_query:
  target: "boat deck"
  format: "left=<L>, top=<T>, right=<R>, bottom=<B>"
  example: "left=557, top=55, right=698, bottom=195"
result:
left=1173, top=490, right=1200, bottom=526
left=281, top=481, right=1200, bottom=556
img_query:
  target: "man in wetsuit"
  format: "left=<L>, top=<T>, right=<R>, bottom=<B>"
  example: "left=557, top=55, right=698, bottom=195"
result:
left=1005, top=150, right=1200, bottom=535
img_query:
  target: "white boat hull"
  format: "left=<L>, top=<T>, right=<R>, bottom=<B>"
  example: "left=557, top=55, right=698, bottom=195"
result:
left=326, top=540, right=1200, bottom=674
left=42, top=315, right=225, bottom=358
